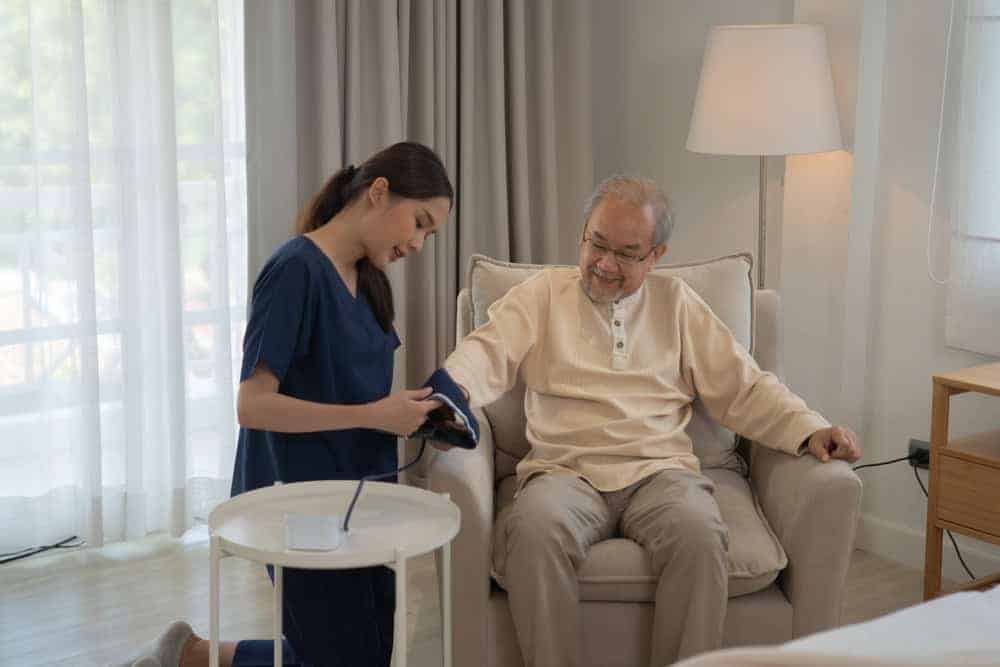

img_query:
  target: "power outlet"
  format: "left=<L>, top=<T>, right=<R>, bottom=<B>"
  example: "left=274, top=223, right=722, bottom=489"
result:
left=908, top=438, right=930, bottom=469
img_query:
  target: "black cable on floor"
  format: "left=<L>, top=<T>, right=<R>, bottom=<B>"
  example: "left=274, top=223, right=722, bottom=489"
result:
left=0, top=536, right=85, bottom=565
left=911, top=465, right=977, bottom=581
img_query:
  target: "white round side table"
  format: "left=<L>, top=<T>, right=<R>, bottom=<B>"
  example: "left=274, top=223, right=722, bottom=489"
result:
left=207, top=480, right=461, bottom=667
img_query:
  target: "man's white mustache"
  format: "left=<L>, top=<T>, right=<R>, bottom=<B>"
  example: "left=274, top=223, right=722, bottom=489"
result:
left=591, top=268, right=621, bottom=282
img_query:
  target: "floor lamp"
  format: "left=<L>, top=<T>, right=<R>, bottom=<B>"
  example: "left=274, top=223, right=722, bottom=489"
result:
left=686, top=24, right=842, bottom=288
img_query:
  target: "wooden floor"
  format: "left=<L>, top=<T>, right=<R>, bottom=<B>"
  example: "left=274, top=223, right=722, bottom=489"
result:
left=0, top=529, right=939, bottom=666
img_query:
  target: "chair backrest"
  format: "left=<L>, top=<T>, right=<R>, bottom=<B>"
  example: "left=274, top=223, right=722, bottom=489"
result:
left=458, top=253, right=760, bottom=481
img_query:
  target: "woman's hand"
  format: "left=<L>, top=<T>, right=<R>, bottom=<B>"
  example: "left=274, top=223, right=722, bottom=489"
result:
left=366, top=387, right=442, bottom=436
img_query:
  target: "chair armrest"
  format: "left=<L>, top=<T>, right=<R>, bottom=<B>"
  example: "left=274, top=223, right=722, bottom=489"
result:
left=426, top=407, right=495, bottom=664
left=750, top=445, right=863, bottom=637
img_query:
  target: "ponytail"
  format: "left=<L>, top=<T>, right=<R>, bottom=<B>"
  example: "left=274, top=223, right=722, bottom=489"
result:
left=295, top=164, right=360, bottom=235
left=294, top=142, right=453, bottom=333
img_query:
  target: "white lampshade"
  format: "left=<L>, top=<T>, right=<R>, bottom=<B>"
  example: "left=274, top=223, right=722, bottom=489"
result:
left=686, top=24, right=842, bottom=156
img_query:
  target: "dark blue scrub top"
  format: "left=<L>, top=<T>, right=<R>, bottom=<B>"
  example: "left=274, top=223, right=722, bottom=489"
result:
left=231, top=236, right=401, bottom=496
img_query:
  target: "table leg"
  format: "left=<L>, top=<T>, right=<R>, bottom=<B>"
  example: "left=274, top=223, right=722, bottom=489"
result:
left=441, top=541, right=452, bottom=667
left=924, top=523, right=943, bottom=600
left=393, top=549, right=407, bottom=667
left=209, top=536, right=220, bottom=667
left=924, top=382, right=950, bottom=600
left=274, top=564, right=283, bottom=667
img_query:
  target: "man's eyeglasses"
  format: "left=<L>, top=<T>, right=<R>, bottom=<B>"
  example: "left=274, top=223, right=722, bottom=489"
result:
left=582, top=234, right=655, bottom=266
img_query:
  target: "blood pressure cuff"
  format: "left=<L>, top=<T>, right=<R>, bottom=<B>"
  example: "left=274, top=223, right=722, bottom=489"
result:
left=410, top=368, right=479, bottom=449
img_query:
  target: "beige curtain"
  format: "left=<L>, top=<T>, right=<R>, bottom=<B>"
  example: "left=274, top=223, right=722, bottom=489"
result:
left=245, top=0, right=594, bottom=394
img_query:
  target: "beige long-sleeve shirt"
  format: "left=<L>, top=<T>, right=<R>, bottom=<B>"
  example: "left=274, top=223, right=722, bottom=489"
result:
left=444, top=267, right=829, bottom=492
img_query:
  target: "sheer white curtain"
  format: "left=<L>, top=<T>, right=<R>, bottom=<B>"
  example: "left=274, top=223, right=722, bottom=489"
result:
left=0, top=0, right=247, bottom=552
left=945, top=0, right=1000, bottom=357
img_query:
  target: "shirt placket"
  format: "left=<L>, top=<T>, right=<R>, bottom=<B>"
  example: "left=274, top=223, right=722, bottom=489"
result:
left=611, top=300, right=628, bottom=370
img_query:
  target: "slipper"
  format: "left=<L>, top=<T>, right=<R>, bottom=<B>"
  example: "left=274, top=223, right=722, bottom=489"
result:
left=114, top=620, right=194, bottom=667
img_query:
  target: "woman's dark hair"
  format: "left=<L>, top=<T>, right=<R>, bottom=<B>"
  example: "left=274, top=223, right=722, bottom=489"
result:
left=295, top=142, right=454, bottom=332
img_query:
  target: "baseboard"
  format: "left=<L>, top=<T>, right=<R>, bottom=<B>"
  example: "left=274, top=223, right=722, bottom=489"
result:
left=858, top=513, right=1000, bottom=584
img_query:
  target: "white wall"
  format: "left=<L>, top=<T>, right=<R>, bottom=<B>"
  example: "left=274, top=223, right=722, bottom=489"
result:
left=591, top=0, right=793, bottom=281
left=780, top=1, right=861, bottom=436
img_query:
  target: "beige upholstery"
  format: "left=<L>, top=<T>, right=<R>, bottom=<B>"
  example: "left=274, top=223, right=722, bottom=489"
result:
left=428, top=254, right=862, bottom=667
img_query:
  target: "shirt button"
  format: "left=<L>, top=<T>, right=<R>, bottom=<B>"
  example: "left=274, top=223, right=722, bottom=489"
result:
left=616, top=341, right=624, bottom=349
left=614, top=320, right=621, bottom=327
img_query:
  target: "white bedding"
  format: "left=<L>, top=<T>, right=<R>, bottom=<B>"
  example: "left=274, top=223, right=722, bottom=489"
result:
left=675, top=586, right=1000, bottom=666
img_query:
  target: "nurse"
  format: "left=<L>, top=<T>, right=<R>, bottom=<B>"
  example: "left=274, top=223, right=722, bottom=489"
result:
left=123, top=141, right=454, bottom=667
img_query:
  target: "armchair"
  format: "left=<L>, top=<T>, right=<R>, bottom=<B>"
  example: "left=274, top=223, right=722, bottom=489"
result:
left=428, top=254, right=862, bottom=667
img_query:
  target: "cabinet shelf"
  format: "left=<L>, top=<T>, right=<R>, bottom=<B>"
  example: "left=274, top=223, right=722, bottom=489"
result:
left=942, top=429, right=1000, bottom=471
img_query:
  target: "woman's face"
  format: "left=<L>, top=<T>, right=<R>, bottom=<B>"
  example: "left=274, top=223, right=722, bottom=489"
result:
left=362, top=179, right=450, bottom=270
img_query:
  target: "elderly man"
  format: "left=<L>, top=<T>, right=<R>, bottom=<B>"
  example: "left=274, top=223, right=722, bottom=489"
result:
left=441, top=175, right=861, bottom=667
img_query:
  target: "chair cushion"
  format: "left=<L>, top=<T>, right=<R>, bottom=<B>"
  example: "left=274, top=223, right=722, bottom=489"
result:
left=494, top=467, right=786, bottom=600
left=465, top=253, right=755, bottom=479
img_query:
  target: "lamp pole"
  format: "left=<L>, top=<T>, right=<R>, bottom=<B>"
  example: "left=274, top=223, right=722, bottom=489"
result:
left=758, top=155, right=767, bottom=289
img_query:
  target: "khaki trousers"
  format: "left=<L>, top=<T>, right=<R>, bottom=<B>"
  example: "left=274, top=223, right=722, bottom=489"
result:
left=493, top=469, right=729, bottom=667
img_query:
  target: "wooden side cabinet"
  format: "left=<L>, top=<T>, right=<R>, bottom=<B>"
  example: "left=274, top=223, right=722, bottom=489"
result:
left=924, top=362, right=1000, bottom=600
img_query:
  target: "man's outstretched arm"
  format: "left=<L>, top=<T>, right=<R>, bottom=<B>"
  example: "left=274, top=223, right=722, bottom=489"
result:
left=678, top=283, right=861, bottom=462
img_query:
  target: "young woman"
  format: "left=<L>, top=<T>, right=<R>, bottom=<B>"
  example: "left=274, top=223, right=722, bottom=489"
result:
left=124, top=141, right=454, bottom=667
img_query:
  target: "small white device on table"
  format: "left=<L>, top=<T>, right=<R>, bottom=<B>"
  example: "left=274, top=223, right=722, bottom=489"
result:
left=207, top=480, right=461, bottom=667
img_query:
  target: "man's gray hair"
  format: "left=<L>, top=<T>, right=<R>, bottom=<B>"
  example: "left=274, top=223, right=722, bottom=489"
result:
left=582, top=174, right=674, bottom=247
